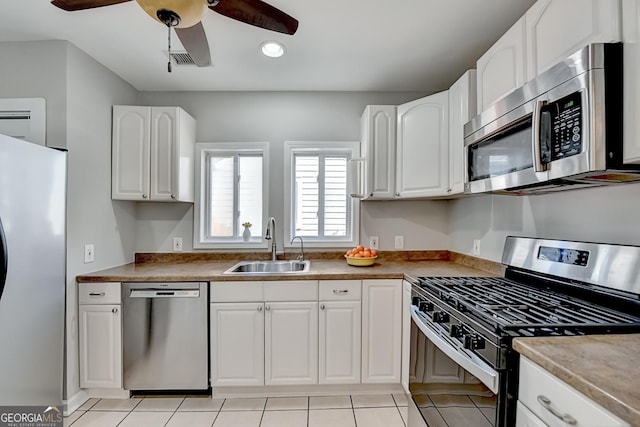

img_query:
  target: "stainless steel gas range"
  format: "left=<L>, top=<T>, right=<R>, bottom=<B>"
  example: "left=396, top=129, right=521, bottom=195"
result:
left=408, top=236, right=640, bottom=427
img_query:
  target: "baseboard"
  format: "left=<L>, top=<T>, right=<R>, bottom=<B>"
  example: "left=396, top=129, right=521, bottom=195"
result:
left=64, top=389, right=89, bottom=416
left=212, top=383, right=404, bottom=398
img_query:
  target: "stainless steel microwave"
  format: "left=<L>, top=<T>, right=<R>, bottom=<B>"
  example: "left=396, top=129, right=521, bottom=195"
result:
left=464, top=43, right=640, bottom=195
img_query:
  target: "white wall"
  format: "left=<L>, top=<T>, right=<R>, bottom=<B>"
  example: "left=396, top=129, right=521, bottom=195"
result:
left=450, top=183, right=640, bottom=261
left=1, top=40, right=140, bottom=402
left=135, top=91, right=450, bottom=252
left=64, top=44, right=139, bottom=400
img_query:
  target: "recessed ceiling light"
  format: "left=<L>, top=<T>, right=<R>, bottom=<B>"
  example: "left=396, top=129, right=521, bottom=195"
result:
left=261, top=41, right=285, bottom=58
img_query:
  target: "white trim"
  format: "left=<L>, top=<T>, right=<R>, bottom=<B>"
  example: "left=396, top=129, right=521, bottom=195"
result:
left=64, top=389, right=90, bottom=416
left=0, top=98, right=46, bottom=146
left=193, top=142, right=269, bottom=250
left=283, top=141, right=360, bottom=249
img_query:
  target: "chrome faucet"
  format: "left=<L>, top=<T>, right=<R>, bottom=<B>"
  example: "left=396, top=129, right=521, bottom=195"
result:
left=264, top=216, right=277, bottom=261
left=291, top=236, right=304, bottom=261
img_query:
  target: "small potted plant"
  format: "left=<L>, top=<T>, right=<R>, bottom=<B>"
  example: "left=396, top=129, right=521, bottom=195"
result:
left=242, top=222, right=252, bottom=241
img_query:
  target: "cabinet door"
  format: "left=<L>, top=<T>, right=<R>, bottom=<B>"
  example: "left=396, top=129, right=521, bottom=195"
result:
left=361, top=105, right=397, bottom=199
left=265, top=301, right=318, bottom=385
left=526, top=0, right=621, bottom=81
left=210, top=303, right=265, bottom=386
left=623, top=0, right=640, bottom=163
left=476, top=17, right=526, bottom=112
left=319, top=300, right=361, bottom=384
left=112, top=106, right=150, bottom=200
left=396, top=91, right=449, bottom=198
left=79, top=304, right=122, bottom=389
left=362, top=279, right=402, bottom=383
left=516, top=402, right=548, bottom=427
left=150, top=107, right=178, bottom=201
left=448, top=70, right=477, bottom=195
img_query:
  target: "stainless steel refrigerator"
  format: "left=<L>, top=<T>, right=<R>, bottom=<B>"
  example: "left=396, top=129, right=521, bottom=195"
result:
left=0, top=133, right=66, bottom=406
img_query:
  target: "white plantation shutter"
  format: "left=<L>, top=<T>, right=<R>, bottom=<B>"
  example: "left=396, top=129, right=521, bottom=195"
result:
left=324, top=157, right=347, bottom=237
left=209, top=156, right=234, bottom=237
left=238, top=156, right=263, bottom=237
left=294, top=156, right=319, bottom=236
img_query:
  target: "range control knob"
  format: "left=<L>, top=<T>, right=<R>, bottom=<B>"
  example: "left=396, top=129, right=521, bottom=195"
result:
left=412, top=296, right=421, bottom=306
left=464, top=334, right=486, bottom=350
left=432, top=311, right=450, bottom=323
left=420, top=301, right=434, bottom=312
left=449, top=324, right=464, bottom=338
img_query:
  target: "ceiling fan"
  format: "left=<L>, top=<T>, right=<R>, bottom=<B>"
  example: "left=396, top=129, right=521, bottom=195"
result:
left=50, top=0, right=299, bottom=71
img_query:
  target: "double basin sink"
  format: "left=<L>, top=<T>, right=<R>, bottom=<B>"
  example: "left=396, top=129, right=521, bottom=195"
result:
left=223, top=260, right=311, bottom=275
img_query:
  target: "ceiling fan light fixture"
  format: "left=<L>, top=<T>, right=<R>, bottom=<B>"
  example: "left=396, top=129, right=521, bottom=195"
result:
left=261, top=41, right=285, bottom=58
left=135, top=0, right=208, bottom=28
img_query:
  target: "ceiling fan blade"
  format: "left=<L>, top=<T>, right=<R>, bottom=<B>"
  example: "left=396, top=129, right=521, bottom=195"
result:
left=51, top=0, right=131, bottom=11
left=175, top=23, right=212, bottom=67
left=210, top=0, right=298, bottom=35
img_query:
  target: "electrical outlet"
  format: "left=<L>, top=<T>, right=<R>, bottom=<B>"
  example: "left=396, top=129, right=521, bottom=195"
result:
left=369, top=236, right=379, bottom=250
left=84, top=244, right=94, bottom=263
left=473, top=239, right=481, bottom=255
left=395, top=235, right=404, bottom=249
left=173, top=237, right=183, bottom=252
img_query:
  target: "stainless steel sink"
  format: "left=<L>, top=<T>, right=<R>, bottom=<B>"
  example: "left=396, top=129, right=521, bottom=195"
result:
left=223, top=260, right=311, bottom=275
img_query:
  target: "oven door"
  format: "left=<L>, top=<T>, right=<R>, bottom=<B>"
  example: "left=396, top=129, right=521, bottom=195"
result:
left=408, top=306, right=498, bottom=427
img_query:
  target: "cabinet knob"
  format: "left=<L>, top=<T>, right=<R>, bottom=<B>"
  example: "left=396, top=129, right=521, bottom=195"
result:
left=320, top=304, right=325, bottom=310
left=112, top=308, right=118, bottom=314
left=395, top=192, right=400, bottom=197
left=257, top=305, right=262, bottom=312
left=265, top=305, right=270, bottom=311
left=142, top=194, right=148, bottom=199
left=171, top=194, right=176, bottom=199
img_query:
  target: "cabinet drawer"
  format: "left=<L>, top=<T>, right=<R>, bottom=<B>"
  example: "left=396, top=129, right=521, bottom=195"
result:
left=211, top=281, right=263, bottom=302
left=518, top=357, right=628, bottom=427
left=264, top=280, right=318, bottom=301
left=79, top=282, right=121, bottom=305
left=319, top=280, right=361, bottom=301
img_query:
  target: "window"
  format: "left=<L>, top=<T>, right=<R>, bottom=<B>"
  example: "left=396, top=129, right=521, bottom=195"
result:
left=194, top=142, right=269, bottom=248
left=284, top=141, right=360, bottom=248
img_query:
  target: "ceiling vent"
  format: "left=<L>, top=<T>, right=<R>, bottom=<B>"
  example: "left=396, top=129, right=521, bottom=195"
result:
left=167, top=51, right=197, bottom=67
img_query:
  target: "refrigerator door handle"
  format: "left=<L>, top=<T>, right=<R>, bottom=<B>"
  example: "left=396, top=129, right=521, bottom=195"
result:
left=0, top=216, right=7, bottom=300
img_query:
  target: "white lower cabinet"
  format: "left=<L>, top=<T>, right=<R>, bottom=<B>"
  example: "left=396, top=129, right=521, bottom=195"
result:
left=210, top=302, right=264, bottom=386
left=517, top=356, right=628, bottom=427
left=362, top=279, right=402, bottom=383
left=265, top=301, right=318, bottom=385
left=78, top=282, right=122, bottom=389
left=319, top=280, right=362, bottom=384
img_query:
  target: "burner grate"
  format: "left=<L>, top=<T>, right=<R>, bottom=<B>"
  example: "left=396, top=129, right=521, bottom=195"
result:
left=416, top=276, right=640, bottom=332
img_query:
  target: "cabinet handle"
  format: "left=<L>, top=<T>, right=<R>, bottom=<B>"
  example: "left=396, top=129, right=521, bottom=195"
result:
left=112, top=308, right=118, bottom=314
left=257, top=305, right=262, bottom=311
left=265, top=305, right=270, bottom=311
left=320, top=304, right=325, bottom=310
left=333, top=289, right=349, bottom=294
left=142, top=194, right=148, bottom=199
left=536, top=395, right=577, bottom=425
left=171, top=194, right=176, bottom=199
left=89, top=292, right=105, bottom=297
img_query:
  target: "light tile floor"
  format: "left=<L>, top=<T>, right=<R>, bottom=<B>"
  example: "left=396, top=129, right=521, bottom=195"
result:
left=64, top=394, right=409, bottom=427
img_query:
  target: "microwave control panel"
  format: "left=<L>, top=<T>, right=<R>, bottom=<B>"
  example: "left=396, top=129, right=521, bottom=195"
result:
left=540, top=92, right=582, bottom=163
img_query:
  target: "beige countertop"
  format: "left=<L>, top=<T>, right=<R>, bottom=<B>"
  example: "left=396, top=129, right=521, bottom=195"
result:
left=513, top=334, right=640, bottom=425
left=76, top=251, right=502, bottom=283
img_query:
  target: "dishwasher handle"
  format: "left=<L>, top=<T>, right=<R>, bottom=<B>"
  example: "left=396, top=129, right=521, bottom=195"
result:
left=129, top=289, right=200, bottom=298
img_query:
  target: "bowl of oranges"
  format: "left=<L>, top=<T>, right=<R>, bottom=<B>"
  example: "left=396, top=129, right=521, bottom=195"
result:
left=344, top=245, right=378, bottom=267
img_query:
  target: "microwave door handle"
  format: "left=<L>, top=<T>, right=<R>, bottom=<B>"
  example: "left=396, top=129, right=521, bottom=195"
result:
left=533, top=100, right=549, bottom=172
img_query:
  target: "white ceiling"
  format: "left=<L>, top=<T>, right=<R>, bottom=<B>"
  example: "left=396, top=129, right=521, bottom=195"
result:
left=1, top=0, right=536, bottom=92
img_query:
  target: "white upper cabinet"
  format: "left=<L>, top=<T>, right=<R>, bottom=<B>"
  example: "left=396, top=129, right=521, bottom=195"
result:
left=359, top=105, right=397, bottom=199
left=525, top=0, right=622, bottom=80
left=396, top=91, right=449, bottom=198
left=448, top=70, right=477, bottom=195
left=623, top=0, right=640, bottom=164
left=476, top=17, right=527, bottom=112
left=112, top=105, right=196, bottom=202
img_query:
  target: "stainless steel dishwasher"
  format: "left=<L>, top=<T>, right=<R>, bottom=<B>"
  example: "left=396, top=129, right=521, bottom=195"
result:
left=122, top=282, right=208, bottom=391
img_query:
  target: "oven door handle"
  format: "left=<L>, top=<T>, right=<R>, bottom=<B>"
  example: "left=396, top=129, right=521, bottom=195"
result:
left=411, top=306, right=500, bottom=394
